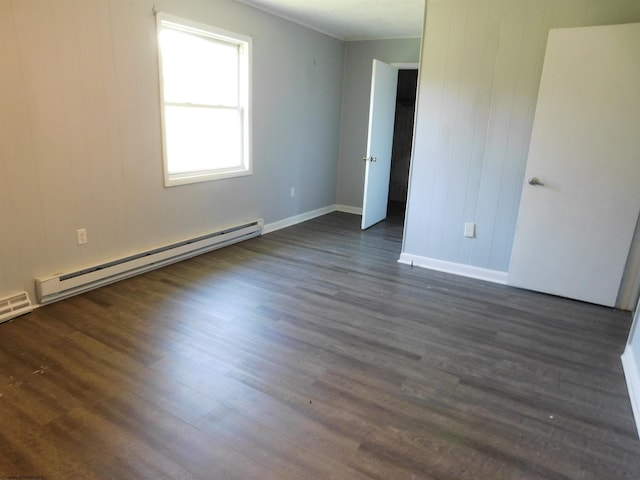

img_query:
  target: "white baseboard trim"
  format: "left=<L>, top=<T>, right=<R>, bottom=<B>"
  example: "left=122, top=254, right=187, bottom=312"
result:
left=398, top=253, right=508, bottom=285
left=622, top=348, right=640, bottom=439
left=263, top=205, right=337, bottom=234
left=336, top=204, right=362, bottom=215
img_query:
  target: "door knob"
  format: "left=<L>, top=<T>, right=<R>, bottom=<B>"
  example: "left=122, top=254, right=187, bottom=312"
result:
left=527, top=176, right=544, bottom=186
left=362, top=156, right=377, bottom=162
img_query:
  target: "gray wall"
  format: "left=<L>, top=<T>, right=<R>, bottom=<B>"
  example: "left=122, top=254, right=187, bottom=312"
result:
left=0, top=0, right=344, bottom=302
left=403, top=0, right=640, bottom=273
left=336, top=39, right=421, bottom=210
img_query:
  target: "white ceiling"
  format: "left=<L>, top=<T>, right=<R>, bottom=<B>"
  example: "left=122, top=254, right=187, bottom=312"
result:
left=234, top=0, right=425, bottom=41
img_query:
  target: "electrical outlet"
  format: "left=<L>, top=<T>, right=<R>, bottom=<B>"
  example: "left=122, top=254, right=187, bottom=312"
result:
left=290, top=186, right=295, bottom=198
left=76, top=228, right=88, bottom=245
left=464, top=223, right=476, bottom=238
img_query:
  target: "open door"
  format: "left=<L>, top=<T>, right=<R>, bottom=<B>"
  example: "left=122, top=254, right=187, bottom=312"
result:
left=508, top=23, right=640, bottom=307
left=361, top=60, right=398, bottom=230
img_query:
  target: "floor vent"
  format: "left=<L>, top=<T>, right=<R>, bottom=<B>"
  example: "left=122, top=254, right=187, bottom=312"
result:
left=35, top=219, right=263, bottom=305
left=0, top=292, right=34, bottom=323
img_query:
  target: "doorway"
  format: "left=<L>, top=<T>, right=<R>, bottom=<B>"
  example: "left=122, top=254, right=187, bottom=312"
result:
left=387, top=69, right=418, bottom=225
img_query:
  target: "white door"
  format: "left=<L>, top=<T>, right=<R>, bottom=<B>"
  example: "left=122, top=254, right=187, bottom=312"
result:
left=361, top=60, right=398, bottom=229
left=508, top=23, right=640, bottom=307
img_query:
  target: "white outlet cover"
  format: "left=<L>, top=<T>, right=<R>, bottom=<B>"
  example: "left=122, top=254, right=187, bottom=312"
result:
left=464, top=223, right=476, bottom=238
left=76, top=228, right=88, bottom=245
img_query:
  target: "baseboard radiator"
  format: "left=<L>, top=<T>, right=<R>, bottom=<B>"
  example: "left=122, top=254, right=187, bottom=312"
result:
left=35, top=219, right=263, bottom=305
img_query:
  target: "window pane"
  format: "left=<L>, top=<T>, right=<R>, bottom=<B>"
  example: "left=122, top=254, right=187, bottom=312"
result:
left=165, top=106, right=242, bottom=174
left=160, top=28, right=239, bottom=106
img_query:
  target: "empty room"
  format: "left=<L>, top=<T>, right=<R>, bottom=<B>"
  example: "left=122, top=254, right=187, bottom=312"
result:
left=2, top=0, right=640, bottom=478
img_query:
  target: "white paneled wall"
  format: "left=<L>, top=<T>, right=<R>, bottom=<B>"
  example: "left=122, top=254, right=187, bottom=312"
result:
left=0, top=0, right=344, bottom=303
left=403, top=0, right=640, bottom=274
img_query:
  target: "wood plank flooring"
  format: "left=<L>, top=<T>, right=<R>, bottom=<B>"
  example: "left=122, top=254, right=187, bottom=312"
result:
left=1, top=212, right=639, bottom=479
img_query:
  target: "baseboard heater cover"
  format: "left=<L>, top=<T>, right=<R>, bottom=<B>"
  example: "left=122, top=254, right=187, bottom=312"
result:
left=35, top=219, right=263, bottom=304
left=0, top=292, right=34, bottom=323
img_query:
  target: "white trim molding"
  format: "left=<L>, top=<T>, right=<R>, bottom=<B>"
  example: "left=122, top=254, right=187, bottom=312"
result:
left=262, top=204, right=363, bottom=235
left=622, top=347, right=640, bottom=438
left=622, top=296, right=640, bottom=438
left=398, top=253, right=508, bottom=285
left=336, top=204, right=363, bottom=215
left=262, top=205, right=336, bottom=234
left=391, top=62, right=419, bottom=70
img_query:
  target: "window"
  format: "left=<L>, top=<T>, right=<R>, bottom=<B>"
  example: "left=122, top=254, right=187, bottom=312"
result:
left=156, top=13, right=252, bottom=186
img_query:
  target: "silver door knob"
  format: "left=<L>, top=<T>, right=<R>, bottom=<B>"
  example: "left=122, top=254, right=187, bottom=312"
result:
left=527, top=176, right=544, bottom=186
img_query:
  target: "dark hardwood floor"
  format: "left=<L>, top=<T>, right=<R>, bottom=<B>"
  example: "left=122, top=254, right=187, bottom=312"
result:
left=1, top=212, right=639, bottom=479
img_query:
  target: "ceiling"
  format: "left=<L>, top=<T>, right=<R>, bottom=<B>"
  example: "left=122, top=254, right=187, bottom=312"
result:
left=234, top=0, right=425, bottom=41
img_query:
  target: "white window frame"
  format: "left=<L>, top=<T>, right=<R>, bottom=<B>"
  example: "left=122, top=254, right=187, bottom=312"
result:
left=156, top=13, right=252, bottom=187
